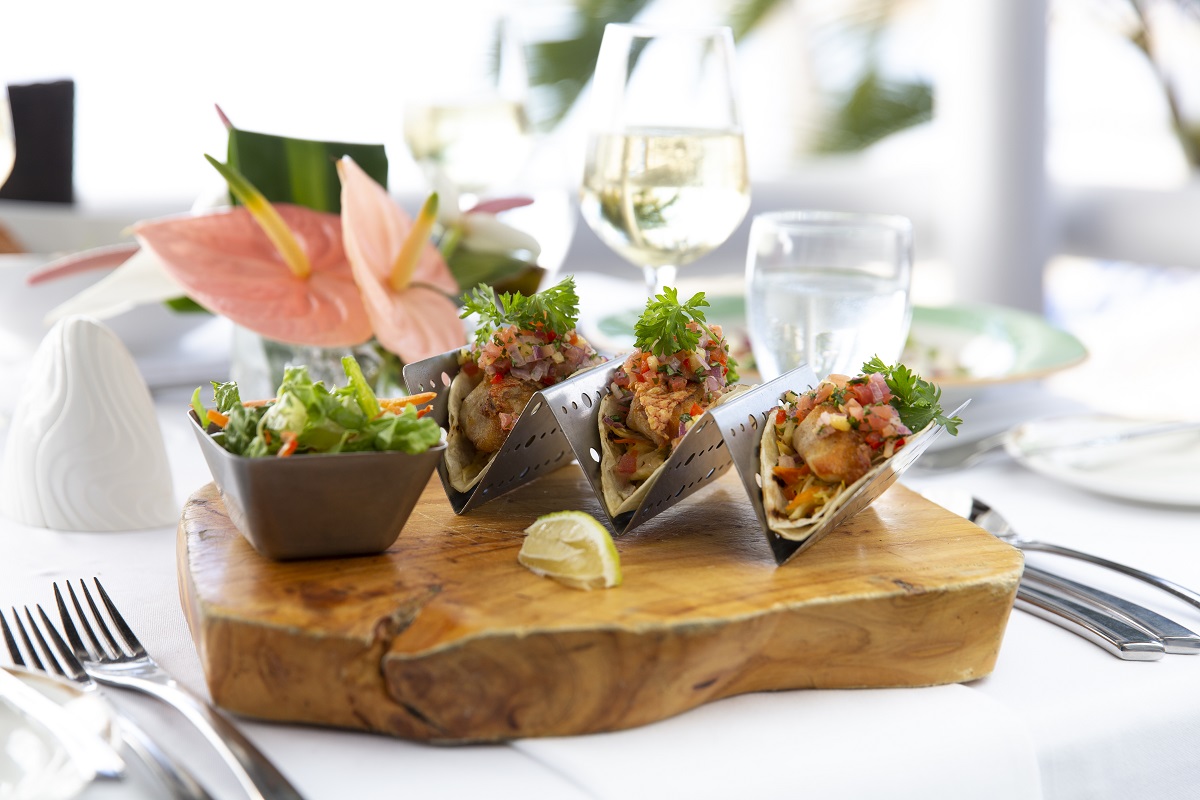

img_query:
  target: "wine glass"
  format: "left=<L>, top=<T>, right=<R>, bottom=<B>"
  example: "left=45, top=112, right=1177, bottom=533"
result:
left=580, top=24, right=750, bottom=297
left=0, top=87, right=14, bottom=189
left=402, top=15, right=533, bottom=201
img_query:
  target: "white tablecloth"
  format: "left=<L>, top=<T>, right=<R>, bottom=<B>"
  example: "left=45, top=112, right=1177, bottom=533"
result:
left=2, top=275, right=1200, bottom=800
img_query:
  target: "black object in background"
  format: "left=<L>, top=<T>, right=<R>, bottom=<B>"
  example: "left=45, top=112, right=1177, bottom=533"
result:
left=0, top=80, right=75, bottom=204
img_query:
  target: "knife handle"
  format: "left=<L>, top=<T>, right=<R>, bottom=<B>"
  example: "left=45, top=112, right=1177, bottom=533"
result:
left=1015, top=583, right=1165, bottom=661
left=1023, top=565, right=1200, bottom=655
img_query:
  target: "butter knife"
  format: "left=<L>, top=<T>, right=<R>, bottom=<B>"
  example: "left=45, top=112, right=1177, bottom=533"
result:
left=1014, top=583, right=1165, bottom=661
left=0, top=666, right=126, bottom=779
left=1021, top=565, right=1200, bottom=654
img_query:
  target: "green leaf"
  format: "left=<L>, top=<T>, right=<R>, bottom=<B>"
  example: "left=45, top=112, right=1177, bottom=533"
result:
left=211, top=380, right=242, bottom=413
left=510, top=0, right=653, bottom=132
left=341, top=356, right=381, bottom=419
left=811, top=69, right=933, bottom=155
left=461, top=276, right=579, bottom=346
left=164, top=296, right=210, bottom=314
left=727, top=0, right=784, bottom=41
left=226, top=127, right=388, bottom=213
left=369, top=405, right=444, bottom=454
left=444, top=244, right=538, bottom=292
left=861, top=357, right=961, bottom=435
left=190, top=387, right=207, bottom=423
left=633, top=288, right=709, bottom=358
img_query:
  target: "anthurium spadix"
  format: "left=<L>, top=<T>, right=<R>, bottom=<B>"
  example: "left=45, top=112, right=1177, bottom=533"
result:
left=336, top=156, right=465, bottom=364
left=136, top=158, right=373, bottom=349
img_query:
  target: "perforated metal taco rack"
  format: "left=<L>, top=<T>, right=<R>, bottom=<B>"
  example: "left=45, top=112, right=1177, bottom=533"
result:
left=548, top=363, right=747, bottom=535
left=709, top=366, right=968, bottom=565
left=403, top=349, right=577, bottom=514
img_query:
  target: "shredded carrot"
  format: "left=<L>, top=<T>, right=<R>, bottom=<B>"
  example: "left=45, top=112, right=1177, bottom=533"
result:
left=378, top=392, right=437, bottom=414
left=610, top=437, right=644, bottom=446
left=785, top=486, right=822, bottom=513
left=242, top=398, right=273, bottom=408
left=206, top=409, right=229, bottom=428
left=772, top=465, right=811, bottom=484
left=277, top=430, right=298, bottom=458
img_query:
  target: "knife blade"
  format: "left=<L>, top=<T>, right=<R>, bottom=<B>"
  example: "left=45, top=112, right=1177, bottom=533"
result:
left=911, top=486, right=1180, bottom=660
left=1021, top=565, right=1200, bottom=654
left=1014, top=583, right=1165, bottom=661
left=0, top=666, right=126, bottom=780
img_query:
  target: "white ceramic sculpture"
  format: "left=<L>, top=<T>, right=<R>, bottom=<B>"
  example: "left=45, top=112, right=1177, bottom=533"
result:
left=0, top=316, right=177, bottom=530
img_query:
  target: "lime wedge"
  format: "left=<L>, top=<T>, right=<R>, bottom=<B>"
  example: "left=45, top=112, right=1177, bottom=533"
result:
left=519, top=511, right=622, bottom=591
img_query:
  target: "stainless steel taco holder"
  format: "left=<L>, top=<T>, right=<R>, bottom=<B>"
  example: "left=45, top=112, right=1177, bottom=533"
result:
left=708, top=366, right=970, bottom=565
left=403, top=349, right=577, bottom=514
left=406, top=348, right=967, bottom=561
left=545, top=363, right=747, bottom=535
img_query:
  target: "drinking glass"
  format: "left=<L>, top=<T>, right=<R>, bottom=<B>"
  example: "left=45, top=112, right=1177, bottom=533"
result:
left=746, top=211, right=913, bottom=381
left=580, top=24, right=750, bottom=297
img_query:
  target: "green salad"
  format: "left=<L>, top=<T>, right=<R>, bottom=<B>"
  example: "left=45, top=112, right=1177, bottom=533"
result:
left=191, top=356, right=443, bottom=457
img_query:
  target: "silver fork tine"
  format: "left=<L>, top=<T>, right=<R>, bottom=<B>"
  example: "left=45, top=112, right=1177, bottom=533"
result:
left=59, top=578, right=304, bottom=800
left=1, top=610, right=25, bottom=667
left=92, top=579, right=147, bottom=657
left=12, top=606, right=46, bottom=671
left=67, top=580, right=122, bottom=657
left=56, top=582, right=103, bottom=659
left=34, top=606, right=90, bottom=682
left=34, top=594, right=216, bottom=800
left=22, top=607, right=72, bottom=680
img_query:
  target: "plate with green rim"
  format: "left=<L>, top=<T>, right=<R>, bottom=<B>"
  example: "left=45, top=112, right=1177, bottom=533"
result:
left=591, top=297, right=1088, bottom=389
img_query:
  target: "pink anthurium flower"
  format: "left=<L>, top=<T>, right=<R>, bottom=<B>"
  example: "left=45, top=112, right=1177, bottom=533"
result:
left=135, top=204, right=373, bottom=348
left=337, top=156, right=466, bottom=363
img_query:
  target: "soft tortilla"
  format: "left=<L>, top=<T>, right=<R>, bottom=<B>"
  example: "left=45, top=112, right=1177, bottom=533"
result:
left=444, top=370, right=495, bottom=492
left=598, top=385, right=749, bottom=517
left=445, top=357, right=608, bottom=493
left=759, top=415, right=934, bottom=541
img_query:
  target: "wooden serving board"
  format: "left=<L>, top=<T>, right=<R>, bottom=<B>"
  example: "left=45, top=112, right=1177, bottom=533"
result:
left=177, top=467, right=1022, bottom=744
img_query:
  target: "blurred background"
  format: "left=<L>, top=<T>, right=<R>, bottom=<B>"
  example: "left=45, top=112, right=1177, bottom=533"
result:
left=3, top=0, right=1199, bottom=397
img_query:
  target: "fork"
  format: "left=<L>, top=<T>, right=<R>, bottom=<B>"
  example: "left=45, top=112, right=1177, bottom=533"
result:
left=56, top=579, right=305, bottom=800
left=970, top=497, right=1200, bottom=612
left=1, top=605, right=212, bottom=799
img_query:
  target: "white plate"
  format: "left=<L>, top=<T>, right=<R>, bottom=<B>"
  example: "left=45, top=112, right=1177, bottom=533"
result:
left=0, top=666, right=118, bottom=800
left=1006, top=415, right=1200, bottom=507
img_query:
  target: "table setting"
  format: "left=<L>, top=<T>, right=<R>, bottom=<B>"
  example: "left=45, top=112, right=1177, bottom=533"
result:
left=4, top=17, right=1200, bottom=800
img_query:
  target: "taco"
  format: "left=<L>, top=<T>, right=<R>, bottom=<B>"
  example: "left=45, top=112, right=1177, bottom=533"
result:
left=446, top=277, right=605, bottom=492
left=760, top=359, right=961, bottom=541
left=598, top=289, right=748, bottom=516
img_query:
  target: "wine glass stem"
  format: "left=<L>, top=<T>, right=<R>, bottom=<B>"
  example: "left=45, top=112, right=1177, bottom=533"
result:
left=644, top=264, right=677, bottom=297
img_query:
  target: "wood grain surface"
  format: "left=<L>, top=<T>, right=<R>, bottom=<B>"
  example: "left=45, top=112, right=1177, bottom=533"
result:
left=177, top=466, right=1022, bottom=743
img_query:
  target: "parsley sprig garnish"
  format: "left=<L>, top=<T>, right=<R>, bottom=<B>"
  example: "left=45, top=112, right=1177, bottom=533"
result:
left=634, top=288, right=712, bottom=358
left=460, top=276, right=580, bottom=346
left=862, top=356, right=962, bottom=435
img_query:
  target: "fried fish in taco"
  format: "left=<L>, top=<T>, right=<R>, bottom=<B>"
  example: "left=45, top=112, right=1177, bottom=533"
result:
left=598, top=289, right=748, bottom=516
left=760, top=358, right=961, bottom=540
left=446, top=277, right=605, bottom=491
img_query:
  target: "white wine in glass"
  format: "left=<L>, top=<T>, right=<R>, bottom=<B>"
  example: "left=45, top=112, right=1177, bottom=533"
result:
left=580, top=24, right=749, bottom=297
